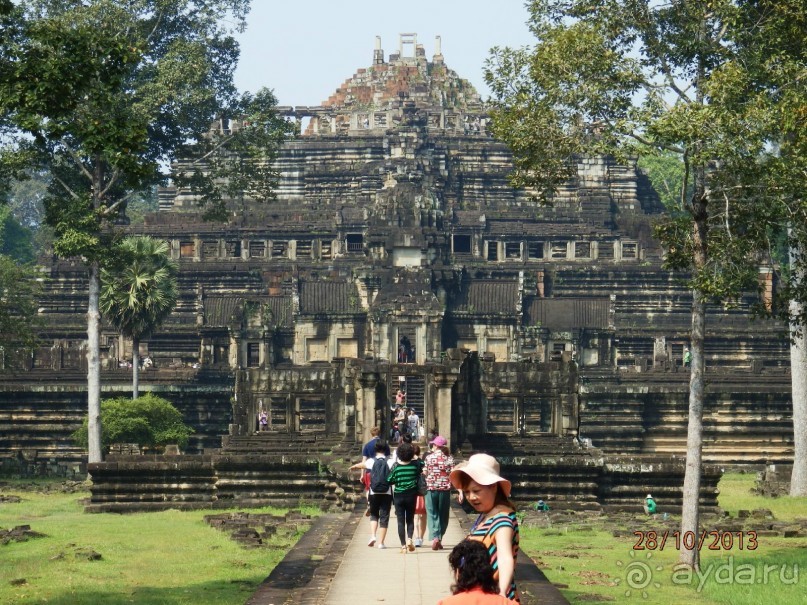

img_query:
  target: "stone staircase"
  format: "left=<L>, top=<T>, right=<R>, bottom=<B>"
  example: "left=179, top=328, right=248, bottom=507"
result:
left=455, top=434, right=603, bottom=510
left=86, top=432, right=362, bottom=513
left=452, top=433, right=721, bottom=513
left=580, top=371, right=794, bottom=464
left=218, top=432, right=347, bottom=455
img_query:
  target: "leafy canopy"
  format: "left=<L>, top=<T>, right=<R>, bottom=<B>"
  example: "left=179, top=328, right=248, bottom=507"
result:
left=100, top=235, right=178, bottom=340
left=484, top=0, right=777, bottom=302
left=0, top=1, right=292, bottom=257
left=72, top=393, right=193, bottom=450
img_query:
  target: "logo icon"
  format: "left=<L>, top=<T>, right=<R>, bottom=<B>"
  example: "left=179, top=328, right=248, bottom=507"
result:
left=615, top=550, right=663, bottom=598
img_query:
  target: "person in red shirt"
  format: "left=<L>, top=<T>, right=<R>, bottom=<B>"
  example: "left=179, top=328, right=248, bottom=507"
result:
left=438, top=539, right=518, bottom=605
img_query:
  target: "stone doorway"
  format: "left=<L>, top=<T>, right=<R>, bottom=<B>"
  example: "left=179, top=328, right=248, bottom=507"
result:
left=487, top=397, right=517, bottom=433
left=397, top=374, right=426, bottom=436
left=522, top=397, right=553, bottom=434
left=295, top=397, right=326, bottom=432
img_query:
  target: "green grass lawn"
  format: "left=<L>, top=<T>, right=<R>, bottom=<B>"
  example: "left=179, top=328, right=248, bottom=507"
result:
left=0, top=482, right=317, bottom=605
left=520, top=472, right=807, bottom=604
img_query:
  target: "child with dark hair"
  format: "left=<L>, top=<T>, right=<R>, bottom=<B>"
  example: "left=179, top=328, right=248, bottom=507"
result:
left=439, top=540, right=518, bottom=604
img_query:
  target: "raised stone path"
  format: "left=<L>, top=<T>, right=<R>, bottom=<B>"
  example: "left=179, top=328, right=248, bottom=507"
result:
left=246, top=503, right=570, bottom=605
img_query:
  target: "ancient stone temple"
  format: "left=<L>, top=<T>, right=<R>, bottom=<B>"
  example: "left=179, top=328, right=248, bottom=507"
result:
left=0, top=35, right=791, bottom=509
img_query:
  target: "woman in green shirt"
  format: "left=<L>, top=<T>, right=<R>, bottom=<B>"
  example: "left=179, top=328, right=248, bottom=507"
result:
left=388, top=442, right=424, bottom=553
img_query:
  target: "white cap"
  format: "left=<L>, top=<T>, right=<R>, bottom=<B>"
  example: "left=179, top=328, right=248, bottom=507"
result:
left=646, top=494, right=653, bottom=499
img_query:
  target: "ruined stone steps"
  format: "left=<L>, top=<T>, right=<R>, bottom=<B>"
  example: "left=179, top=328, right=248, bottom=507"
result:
left=457, top=435, right=590, bottom=458
left=219, top=433, right=345, bottom=456
left=87, top=455, right=328, bottom=512
left=598, top=459, right=721, bottom=511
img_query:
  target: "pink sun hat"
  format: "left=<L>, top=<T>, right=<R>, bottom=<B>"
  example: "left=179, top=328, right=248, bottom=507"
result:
left=429, top=435, right=448, bottom=447
left=449, top=453, right=512, bottom=497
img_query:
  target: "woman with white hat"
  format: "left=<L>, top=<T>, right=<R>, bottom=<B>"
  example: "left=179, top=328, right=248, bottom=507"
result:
left=449, top=454, right=519, bottom=602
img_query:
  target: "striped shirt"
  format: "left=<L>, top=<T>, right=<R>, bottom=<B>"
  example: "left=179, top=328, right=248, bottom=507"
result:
left=468, top=512, right=520, bottom=601
left=388, top=460, right=423, bottom=494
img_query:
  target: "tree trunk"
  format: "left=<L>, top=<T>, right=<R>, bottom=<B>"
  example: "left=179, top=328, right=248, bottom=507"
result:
left=679, top=291, right=706, bottom=569
left=132, top=335, right=140, bottom=400
left=790, top=236, right=807, bottom=496
left=679, top=166, right=708, bottom=570
left=87, top=261, right=103, bottom=463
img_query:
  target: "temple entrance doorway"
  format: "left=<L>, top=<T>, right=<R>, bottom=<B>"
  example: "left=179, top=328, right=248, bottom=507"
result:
left=522, top=397, right=553, bottom=434
left=487, top=397, right=517, bottom=433
left=486, top=397, right=554, bottom=435
left=294, top=397, right=326, bottom=432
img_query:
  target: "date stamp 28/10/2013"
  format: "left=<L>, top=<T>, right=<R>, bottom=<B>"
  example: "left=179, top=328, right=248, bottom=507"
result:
left=632, top=530, right=758, bottom=551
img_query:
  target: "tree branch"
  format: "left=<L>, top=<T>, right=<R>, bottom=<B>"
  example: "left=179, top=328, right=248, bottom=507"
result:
left=51, top=174, right=81, bottom=201
left=68, top=149, right=95, bottom=182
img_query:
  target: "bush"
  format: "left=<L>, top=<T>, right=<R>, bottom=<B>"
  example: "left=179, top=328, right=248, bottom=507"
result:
left=73, top=393, right=194, bottom=450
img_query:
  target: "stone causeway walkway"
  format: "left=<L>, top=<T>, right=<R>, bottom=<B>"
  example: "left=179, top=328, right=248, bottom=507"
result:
left=246, top=502, right=570, bottom=605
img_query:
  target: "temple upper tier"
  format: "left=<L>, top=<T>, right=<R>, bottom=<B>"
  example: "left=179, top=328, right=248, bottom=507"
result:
left=273, top=34, right=487, bottom=136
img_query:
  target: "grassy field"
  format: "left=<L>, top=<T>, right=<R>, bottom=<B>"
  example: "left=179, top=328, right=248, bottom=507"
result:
left=520, top=472, right=807, bottom=604
left=0, top=481, right=317, bottom=605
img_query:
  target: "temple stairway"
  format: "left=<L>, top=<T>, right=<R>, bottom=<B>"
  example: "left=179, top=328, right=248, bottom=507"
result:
left=454, top=433, right=721, bottom=513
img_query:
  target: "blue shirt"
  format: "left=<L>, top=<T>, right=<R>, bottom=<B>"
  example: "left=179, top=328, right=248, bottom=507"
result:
left=362, top=437, right=390, bottom=459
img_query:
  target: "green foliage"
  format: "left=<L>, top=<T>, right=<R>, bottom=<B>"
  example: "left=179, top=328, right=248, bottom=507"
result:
left=174, top=88, right=296, bottom=221
left=72, top=393, right=193, bottom=450
left=0, top=253, right=40, bottom=350
left=485, top=0, right=779, bottom=302
left=637, top=152, right=689, bottom=212
left=100, top=236, right=178, bottom=340
left=0, top=1, right=288, bottom=258
left=0, top=204, right=34, bottom=262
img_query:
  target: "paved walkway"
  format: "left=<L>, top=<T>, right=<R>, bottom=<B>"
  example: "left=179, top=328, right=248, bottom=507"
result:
left=247, top=502, right=570, bottom=605
left=323, top=506, right=467, bottom=604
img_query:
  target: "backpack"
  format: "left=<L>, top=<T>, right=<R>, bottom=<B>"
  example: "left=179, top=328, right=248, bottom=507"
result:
left=369, top=457, right=391, bottom=493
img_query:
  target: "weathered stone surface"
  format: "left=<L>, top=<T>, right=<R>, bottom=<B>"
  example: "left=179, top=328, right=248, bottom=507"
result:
left=0, top=36, right=793, bottom=512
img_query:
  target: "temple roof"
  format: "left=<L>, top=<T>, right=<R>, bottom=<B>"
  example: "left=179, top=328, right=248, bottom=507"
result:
left=321, top=34, right=484, bottom=113
left=453, top=280, right=519, bottom=316
left=299, top=281, right=360, bottom=314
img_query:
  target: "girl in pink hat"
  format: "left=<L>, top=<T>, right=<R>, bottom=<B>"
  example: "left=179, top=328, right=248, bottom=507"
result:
left=449, top=454, right=519, bottom=602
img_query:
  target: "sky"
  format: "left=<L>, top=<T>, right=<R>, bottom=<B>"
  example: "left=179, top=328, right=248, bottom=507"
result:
left=233, top=0, right=536, bottom=107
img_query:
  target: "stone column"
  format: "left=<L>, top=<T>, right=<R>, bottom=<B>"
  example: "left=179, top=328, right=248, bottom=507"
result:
left=357, top=371, right=380, bottom=444
left=432, top=370, right=458, bottom=447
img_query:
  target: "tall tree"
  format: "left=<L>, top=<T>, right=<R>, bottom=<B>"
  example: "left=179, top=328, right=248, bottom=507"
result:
left=485, top=0, right=777, bottom=569
left=101, top=236, right=177, bottom=399
left=732, top=0, right=807, bottom=495
left=0, top=1, right=291, bottom=463
left=0, top=254, right=40, bottom=354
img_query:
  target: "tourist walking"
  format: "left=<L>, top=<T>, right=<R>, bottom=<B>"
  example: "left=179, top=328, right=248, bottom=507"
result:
left=407, top=407, right=420, bottom=440
left=412, top=441, right=427, bottom=546
left=438, top=539, right=518, bottom=605
left=450, top=454, right=520, bottom=601
left=362, top=427, right=390, bottom=462
left=350, top=440, right=392, bottom=549
left=424, top=434, right=454, bottom=550
left=360, top=427, right=391, bottom=510
left=387, top=442, right=422, bottom=553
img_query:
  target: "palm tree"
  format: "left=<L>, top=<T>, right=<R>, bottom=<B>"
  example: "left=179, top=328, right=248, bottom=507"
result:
left=101, top=236, right=178, bottom=398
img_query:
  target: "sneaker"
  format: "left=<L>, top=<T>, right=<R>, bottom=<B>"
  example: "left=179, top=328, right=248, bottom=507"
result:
left=377, top=544, right=387, bottom=550
left=407, top=539, right=415, bottom=552
left=367, top=536, right=376, bottom=547
left=414, top=538, right=423, bottom=547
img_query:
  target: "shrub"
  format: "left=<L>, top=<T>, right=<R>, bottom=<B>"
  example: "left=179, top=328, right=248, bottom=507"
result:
left=73, top=393, right=193, bottom=450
